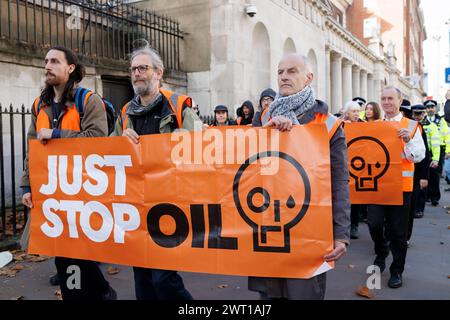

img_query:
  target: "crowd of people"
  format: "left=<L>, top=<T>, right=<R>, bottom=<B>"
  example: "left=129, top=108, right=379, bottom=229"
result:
left=18, top=44, right=450, bottom=300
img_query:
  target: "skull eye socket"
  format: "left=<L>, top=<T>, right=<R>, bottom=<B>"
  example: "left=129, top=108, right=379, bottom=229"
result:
left=247, top=187, right=271, bottom=213
left=351, top=156, right=366, bottom=171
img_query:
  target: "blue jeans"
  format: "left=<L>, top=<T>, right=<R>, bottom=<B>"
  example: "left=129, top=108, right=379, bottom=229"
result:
left=133, top=267, right=193, bottom=300
left=444, top=158, right=450, bottom=181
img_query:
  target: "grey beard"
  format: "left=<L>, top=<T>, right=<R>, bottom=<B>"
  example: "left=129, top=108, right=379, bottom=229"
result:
left=133, top=83, right=152, bottom=96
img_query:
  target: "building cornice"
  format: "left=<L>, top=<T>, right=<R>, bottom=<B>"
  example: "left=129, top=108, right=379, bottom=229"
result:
left=312, top=0, right=333, bottom=15
left=325, top=16, right=379, bottom=62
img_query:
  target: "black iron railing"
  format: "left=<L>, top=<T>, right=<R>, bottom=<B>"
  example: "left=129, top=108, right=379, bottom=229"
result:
left=0, top=105, right=30, bottom=240
left=0, top=0, right=183, bottom=70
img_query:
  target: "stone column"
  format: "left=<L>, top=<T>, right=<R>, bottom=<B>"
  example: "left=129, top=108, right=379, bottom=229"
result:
left=342, top=59, right=353, bottom=106
left=330, top=52, right=342, bottom=113
left=360, top=70, right=368, bottom=101
left=325, top=46, right=331, bottom=104
left=373, top=78, right=382, bottom=103
left=367, top=74, right=374, bottom=102
left=352, top=66, right=361, bottom=98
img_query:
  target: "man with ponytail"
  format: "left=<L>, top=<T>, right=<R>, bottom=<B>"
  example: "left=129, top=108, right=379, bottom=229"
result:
left=19, top=46, right=116, bottom=300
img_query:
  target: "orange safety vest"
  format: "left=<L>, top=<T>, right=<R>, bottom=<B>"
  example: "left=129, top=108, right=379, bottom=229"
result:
left=310, top=113, right=342, bottom=140
left=260, top=108, right=270, bottom=126
left=121, top=88, right=191, bottom=130
left=261, top=110, right=341, bottom=140
left=398, top=117, right=418, bottom=192
left=34, top=91, right=94, bottom=131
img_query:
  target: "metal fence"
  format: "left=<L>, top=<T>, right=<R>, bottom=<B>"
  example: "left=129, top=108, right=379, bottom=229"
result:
left=0, top=105, right=30, bottom=240
left=0, top=0, right=183, bottom=70
left=199, top=115, right=214, bottom=126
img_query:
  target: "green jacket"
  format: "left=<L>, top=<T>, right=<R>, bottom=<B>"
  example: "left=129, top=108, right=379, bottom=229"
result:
left=422, top=118, right=441, bottom=162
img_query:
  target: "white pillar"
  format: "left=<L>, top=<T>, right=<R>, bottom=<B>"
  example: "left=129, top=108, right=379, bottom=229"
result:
left=325, top=46, right=331, bottom=104
left=342, top=59, right=353, bottom=106
left=352, top=66, right=361, bottom=98
left=367, top=74, right=374, bottom=102
left=373, top=78, right=382, bottom=104
left=360, top=70, right=368, bottom=101
left=330, top=52, right=342, bottom=113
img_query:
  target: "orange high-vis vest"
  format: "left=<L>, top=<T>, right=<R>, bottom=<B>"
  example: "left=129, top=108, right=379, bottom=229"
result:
left=398, top=117, right=418, bottom=192
left=121, top=88, right=191, bottom=130
left=34, top=91, right=94, bottom=131
left=310, top=113, right=342, bottom=140
left=261, top=108, right=270, bottom=126
left=261, top=110, right=341, bottom=140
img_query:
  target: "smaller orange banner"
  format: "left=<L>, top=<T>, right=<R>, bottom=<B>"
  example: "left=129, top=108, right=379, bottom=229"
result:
left=344, top=122, right=403, bottom=205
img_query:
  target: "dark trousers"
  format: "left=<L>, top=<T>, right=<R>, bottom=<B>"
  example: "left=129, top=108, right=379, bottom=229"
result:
left=359, top=205, right=368, bottom=221
left=428, top=166, right=441, bottom=203
left=54, top=257, right=111, bottom=300
left=350, top=204, right=361, bottom=227
left=416, top=179, right=427, bottom=213
left=367, top=192, right=411, bottom=275
left=133, top=267, right=193, bottom=300
left=408, top=178, right=421, bottom=240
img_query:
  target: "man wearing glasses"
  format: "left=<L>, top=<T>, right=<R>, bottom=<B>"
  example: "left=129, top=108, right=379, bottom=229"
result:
left=252, top=88, right=277, bottom=127
left=112, top=46, right=200, bottom=300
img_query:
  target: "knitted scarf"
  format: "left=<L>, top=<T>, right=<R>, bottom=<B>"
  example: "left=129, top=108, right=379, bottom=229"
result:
left=269, top=85, right=316, bottom=125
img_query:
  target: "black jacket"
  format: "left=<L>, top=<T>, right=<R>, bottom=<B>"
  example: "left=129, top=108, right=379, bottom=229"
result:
left=444, top=99, right=450, bottom=124
left=414, top=123, right=431, bottom=181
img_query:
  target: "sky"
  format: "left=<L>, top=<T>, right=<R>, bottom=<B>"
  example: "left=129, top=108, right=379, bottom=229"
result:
left=421, top=0, right=450, bottom=99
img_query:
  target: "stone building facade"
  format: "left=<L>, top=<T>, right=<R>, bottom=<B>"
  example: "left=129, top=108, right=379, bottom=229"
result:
left=138, top=0, right=426, bottom=115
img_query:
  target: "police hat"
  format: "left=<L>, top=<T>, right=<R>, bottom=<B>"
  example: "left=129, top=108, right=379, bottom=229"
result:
left=214, top=105, right=228, bottom=113
left=411, top=104, right=426, bottom=112
left=400, top=100, right=412, bottom=114
left=352, top=97, right=367, bottom=106
left=424, top=100, right=438, bottom=108
left=401, top=99, right=411, bottom=107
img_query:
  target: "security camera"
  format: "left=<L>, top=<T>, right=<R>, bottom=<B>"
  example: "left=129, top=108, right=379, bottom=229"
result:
left=245, top=5, right=257, bottom=17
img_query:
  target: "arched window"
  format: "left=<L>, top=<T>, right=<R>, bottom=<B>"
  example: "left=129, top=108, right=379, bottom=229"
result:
left=251, top=23, right=271, bottom=100
left=283, top=38, right=297, bottom=54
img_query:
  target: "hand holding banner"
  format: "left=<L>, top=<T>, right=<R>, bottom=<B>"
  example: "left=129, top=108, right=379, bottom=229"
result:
left=28, top=125, right=334, bottom=279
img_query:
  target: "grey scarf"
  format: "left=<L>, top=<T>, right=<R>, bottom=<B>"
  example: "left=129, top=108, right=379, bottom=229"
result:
left=269, top=85, right=316, bottom=125
left=127, top=93, right=163, bottom=116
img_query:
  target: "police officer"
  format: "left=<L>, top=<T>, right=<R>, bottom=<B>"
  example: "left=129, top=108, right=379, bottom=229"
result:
left=405, top=105, right=430, bottom=243
left=411, top=104, right=440, bottom=217
left=424, top=100, right=449, bottom=206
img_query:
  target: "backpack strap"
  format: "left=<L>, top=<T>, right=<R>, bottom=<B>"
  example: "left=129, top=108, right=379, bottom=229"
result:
left=74, top=87, right=94, bottom=122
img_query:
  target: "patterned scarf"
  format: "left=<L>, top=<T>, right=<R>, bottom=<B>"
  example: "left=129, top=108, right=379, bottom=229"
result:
left=127, top=93, right=163, bottom=116
left=269, top=85, right=316, bottom=125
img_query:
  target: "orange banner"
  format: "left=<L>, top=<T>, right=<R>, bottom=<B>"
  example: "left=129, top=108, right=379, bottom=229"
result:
left=28, top=125, right=334, bottom=279
left=344, top=122, right=403, bottom=205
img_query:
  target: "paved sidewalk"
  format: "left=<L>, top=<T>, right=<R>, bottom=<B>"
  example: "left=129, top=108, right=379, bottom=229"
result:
left=1, top=186, right=449, bottom=300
